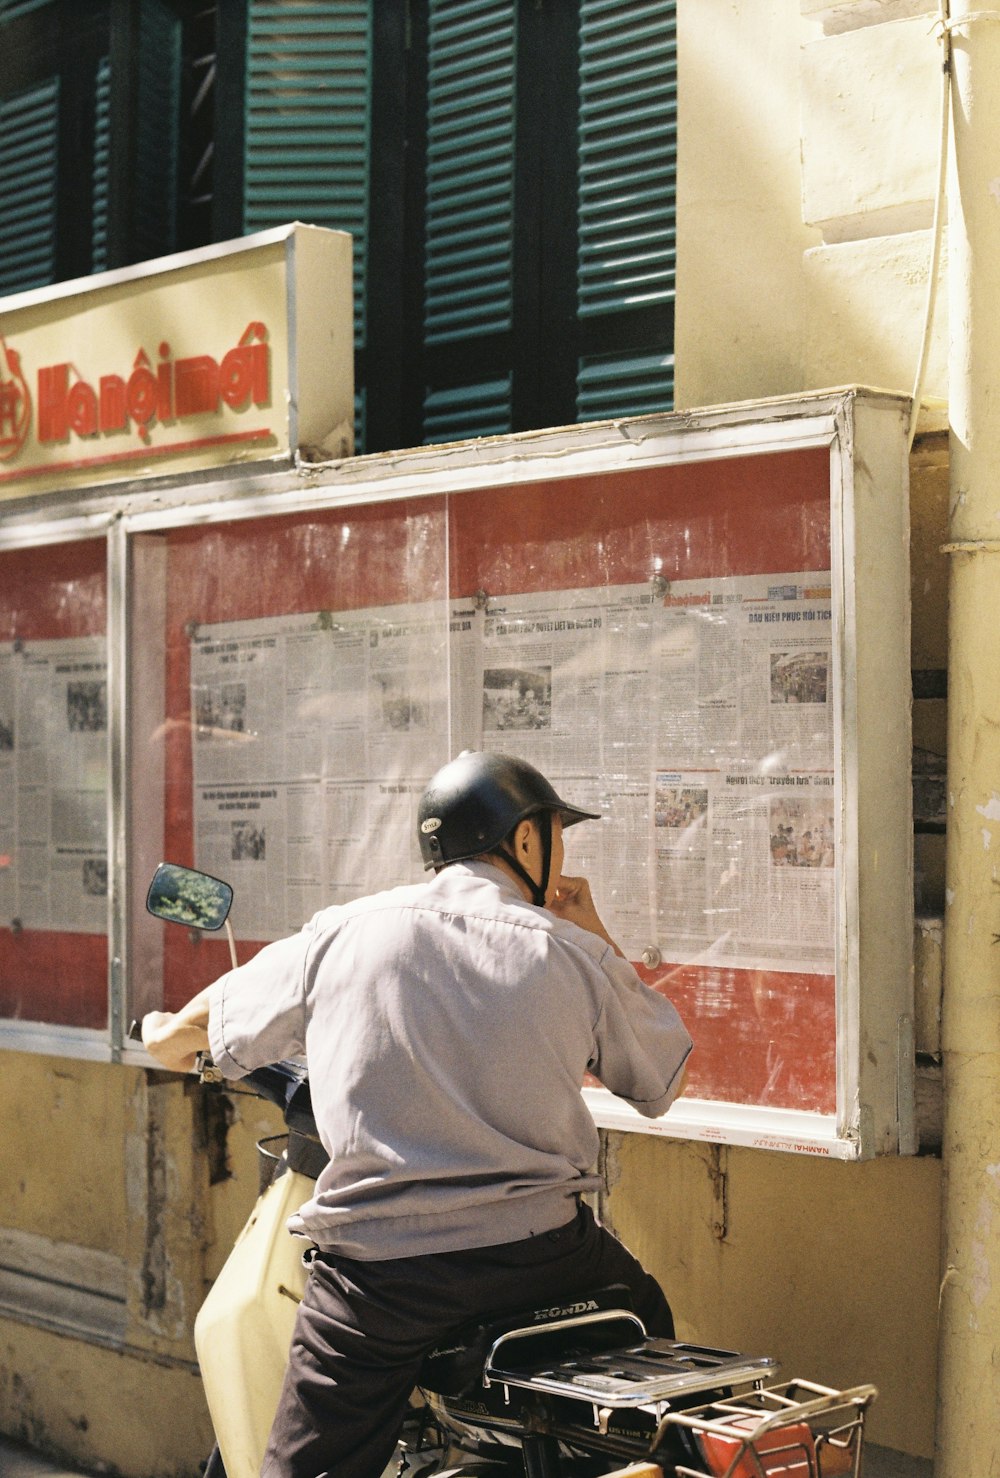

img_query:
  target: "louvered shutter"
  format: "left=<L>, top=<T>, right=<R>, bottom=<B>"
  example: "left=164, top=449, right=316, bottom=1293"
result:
left=133, top=0, right=181, bottom=260
left=577, top=348, right=674, bottom=421
left=244, top=0, right=371, bottom=343
left=0, top=77, right=59, bottom=294
left=0, top=0, right=53, bottom=18
left=421, top=0, right=515, bottom=441
left=576, top=0, right=676, bottom=419
left=91, top=55, right=110, bottom=273
left=424, top=0, right=514, bottom=344
left=423, top=374, right=512, bottom=444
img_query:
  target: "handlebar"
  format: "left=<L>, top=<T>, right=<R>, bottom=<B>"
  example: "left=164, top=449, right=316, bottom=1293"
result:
left=223, top=1060, right=318, bottom=1139
left=128, top=1017, right=317, bottom=1135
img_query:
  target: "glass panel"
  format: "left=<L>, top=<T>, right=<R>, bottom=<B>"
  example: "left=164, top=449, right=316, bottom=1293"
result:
left=446, top=449, right=836, bottom=1115
left=125, top=445, right=837, bottom=1117
left=127, top=499, right=449, bottom=1020
left=0, top=538, right=108, bottom=1029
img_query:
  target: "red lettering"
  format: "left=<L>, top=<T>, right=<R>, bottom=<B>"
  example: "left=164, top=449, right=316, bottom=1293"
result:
left=0, top=382, right=20, bottom=437
left=30, top=319, right=272, bottom=450
left=174, top=355, right=219, bottom=418
left=219, top=341, right=269, bottom=410
left=67, top=381, right=98, bottom=437
left=38, top=363, right=70, bottom=443
left=126, top=352, right=158, bottom=442
left=99, top=375, right=127, bottom=433
left=243, top=322, right=269, bottom=404
left=157, top=343, right=173, bottom=422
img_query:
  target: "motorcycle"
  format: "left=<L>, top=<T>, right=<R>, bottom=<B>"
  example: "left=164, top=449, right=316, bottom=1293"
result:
left=136, top=864, right=877, bottom=1478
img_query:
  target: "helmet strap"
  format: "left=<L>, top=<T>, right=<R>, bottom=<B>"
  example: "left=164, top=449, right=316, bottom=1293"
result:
left=500, top=811, right=552, bottom=907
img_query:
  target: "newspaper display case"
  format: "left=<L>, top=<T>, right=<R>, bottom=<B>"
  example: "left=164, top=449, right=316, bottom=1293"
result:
left=0, top=388, right=914, bottom=1159
left=0, top=527, right=112, bottom=1055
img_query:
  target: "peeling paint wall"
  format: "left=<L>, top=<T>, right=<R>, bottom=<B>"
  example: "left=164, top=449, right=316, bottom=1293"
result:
left=0, top=1051, right=282, bottom=1476
left=604, top=1133, right=941, bottom=1458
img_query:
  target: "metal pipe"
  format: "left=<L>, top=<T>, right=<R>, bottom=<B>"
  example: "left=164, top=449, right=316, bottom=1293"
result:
left=937, top=2, right=1000, bottom=1471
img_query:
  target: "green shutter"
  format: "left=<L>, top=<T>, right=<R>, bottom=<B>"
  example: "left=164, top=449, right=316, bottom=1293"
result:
left=92, top=55, right=110, bottom=273
left=133, top=0, right=181, bottom=260
left=422, top=375, right=512, bottom=445
left=244, top=0, right=371, bottom=343
left=0, top=0, right=53, bottom=18
left=577, top=0, right=676, bottom=317
left=0, top=77, right=59, bottom=294
left=424, top=0, right=514, bottom=345
left=577, top=348, right=674, bottom=422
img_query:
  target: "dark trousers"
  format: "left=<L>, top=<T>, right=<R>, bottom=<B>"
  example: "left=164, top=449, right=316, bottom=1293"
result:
left=261, top=1202, right=674, bottom=1478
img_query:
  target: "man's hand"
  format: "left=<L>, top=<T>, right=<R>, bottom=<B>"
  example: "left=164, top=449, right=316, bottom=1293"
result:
left=549, top=875, right=625, bottom=957
left=140, top=992, right=212, bottom=1074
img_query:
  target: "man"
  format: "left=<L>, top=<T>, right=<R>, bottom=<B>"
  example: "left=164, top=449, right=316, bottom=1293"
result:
left=143, top=751, right=691, bottom=1478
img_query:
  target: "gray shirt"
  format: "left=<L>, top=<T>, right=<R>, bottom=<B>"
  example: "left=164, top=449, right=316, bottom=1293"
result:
left=208, top=860, right=691, bottom=1259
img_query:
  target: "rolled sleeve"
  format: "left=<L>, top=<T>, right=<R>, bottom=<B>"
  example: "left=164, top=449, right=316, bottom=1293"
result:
left=590, top=954, right=692, bottom=1118
left=207, top=929, right=311, bottom=1079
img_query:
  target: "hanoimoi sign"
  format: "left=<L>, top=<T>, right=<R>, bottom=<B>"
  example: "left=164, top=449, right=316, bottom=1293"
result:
left=0, top=225, right=353, bottom=498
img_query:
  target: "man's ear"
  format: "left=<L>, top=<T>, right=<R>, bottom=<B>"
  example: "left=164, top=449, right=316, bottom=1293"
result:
left=513, top=818, right=534, bottom=856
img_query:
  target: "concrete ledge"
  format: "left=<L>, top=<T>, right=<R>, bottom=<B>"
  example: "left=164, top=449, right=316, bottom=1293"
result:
left=867, top=1443, right=934, bottom=1477
left=0, top=1435, right=95, bottom=1477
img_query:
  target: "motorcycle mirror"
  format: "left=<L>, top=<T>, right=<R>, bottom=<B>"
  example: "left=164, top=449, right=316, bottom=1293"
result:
left=146, top=862, right=234, bottom=932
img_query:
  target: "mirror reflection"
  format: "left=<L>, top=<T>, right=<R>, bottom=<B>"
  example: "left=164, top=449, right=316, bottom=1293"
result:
left=146, top=862, right=233, bottom=932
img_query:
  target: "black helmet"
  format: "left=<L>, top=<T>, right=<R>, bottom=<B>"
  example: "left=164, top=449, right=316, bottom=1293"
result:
left=417, top=751, right=599, bottom=871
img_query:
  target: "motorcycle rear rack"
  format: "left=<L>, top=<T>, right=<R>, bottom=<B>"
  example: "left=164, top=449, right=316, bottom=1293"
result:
left=662, top=1378, right=879, bottom=1478
left=483, top=1313, right=778, bottom=1410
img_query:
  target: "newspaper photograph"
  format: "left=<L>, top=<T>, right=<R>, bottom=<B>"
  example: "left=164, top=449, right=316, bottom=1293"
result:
left=0, top=637, right=108, bottom=934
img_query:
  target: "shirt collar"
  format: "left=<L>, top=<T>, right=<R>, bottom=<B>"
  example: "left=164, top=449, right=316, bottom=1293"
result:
left=440, top=857, right=527, bottom=900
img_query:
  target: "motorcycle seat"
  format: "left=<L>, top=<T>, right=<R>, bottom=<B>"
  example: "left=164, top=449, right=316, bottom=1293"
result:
left=418, top=1283, right=636, bottom=1398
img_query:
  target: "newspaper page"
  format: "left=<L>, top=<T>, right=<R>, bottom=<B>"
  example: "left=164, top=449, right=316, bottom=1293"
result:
left=466, top=573, right=834, bottom=968
left=0, top=637, right=108, bottom=934
left=653, top=768, right=836, bottom=972
left=189, top=603, right=449, bottom=937
left=473, top=586, right=660, bottom=954
left=650, top=572, right=835, bottom=972
left=187, top=572, right=834, bottom=969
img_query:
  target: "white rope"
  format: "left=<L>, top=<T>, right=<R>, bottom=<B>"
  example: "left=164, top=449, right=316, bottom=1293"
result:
left=908, top=1, right=953, bottom=450
left=935, top=9, right=1000, bottom=32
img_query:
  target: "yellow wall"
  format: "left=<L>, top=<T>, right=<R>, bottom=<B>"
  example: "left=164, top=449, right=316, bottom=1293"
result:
left=0, top=3, right=952, bottom=1472
left=668, top=1, right=950, bottom=1462
left=1, top=1056, right=127, bottom=1247
left=606, top=1136, right=941, bottom=1457
left=676, top=0, right=948, bottom=412
left=0, top=1051, right=281, bottom=1476
left=0, top=1323, right=211, bottom=1478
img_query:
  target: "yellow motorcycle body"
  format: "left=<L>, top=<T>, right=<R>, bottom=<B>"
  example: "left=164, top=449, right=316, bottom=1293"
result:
left=194, top=1166, right=313, bottom=1478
